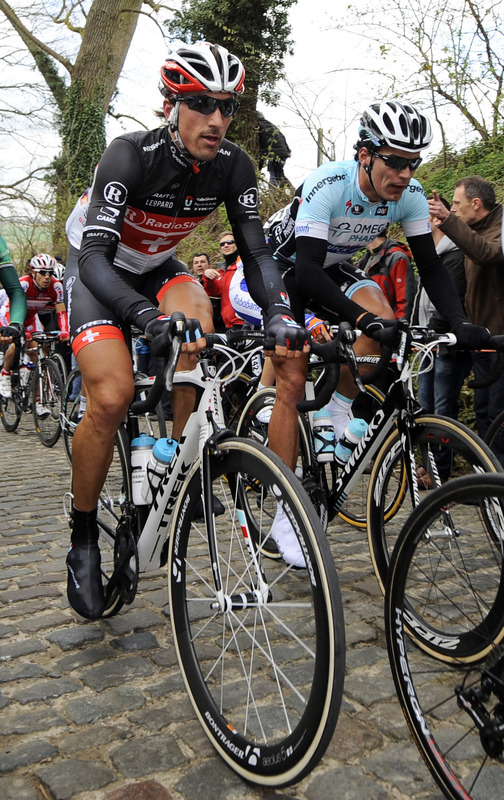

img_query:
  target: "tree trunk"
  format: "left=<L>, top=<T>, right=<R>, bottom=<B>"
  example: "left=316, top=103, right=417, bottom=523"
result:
left=53, top=0, right=143, bottom=251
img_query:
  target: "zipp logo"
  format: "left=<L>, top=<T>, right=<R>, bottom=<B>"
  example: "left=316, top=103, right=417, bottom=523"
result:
left=239, top=187, right=257, bottom=208
left=103, top=182, right=127, bottom=205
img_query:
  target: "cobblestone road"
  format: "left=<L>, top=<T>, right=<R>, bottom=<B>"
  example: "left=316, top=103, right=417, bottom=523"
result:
left=0, top=417, right=446, bottom=800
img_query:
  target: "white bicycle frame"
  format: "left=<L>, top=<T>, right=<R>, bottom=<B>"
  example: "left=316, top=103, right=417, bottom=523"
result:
left=106, top=339, right=266, bottom=576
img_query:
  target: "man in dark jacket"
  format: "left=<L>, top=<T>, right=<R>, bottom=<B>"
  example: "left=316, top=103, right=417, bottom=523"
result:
left=429, top=177, right=504, bottom=448
left=258, top=113, right=292, bottom=187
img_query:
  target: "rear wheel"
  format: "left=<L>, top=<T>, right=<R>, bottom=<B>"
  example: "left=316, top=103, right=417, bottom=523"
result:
left=169, top=438, right=345, bottom=787
left=61, top=366, right=82, bottom=463
left=96, top=426, right=135, bottom=618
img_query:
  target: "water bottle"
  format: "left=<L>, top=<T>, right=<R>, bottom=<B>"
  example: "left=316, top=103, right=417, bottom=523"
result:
left=131, top=433, right=156, bottom=506
left=335, top=418, right=368, bottom=465
left=312, top=407, right=336, bottom=463
left=141, top=437, right=178, bottom=504
left=19, top=362, right=35, bottom=386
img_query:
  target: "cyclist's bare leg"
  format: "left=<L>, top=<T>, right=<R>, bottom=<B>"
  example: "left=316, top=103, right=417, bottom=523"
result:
left=337, top=284, right=395, bottom=399
left=158, top=280, right=214, bottom=440
left=72, top=339, right=135, bottom=511
left=269, top=354, right=308, bottom=471
left=67, top=336, right=134, bottom=619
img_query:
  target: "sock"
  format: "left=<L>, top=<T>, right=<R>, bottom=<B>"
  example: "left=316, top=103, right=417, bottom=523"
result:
left=326, top=392, right=352, bottom=440
left=78, top=394, right=87, bottom=421
left=71, top=507, right=98, bottom=545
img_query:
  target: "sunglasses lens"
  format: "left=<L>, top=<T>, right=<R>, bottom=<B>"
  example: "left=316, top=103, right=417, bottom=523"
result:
left=380, top=154, right=421, bottom=171
left=183, top=96, right=239, bottom=117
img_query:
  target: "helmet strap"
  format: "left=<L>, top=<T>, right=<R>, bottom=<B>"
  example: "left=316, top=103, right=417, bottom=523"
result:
left=362, top=153, right=384, bottom=202
left=167, top=102, right=201, bottom=167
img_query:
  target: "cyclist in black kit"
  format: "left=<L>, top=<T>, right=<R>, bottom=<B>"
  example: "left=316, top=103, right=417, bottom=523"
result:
left=64, top=41, right=309, bottom=619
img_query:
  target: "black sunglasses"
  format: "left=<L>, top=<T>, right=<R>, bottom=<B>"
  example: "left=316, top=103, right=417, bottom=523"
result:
left=178, top=95, right=240, bottom=118
left=373, top=152, right=422, bottom=172
left=220, top=240, right=235, bottom=247
left=34, top=269, right=54, bottom=276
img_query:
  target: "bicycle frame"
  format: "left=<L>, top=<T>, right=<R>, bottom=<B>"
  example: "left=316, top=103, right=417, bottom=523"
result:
left=108, top=340, right=266, bottom=577
left=326, top=332, right=456, bottom=517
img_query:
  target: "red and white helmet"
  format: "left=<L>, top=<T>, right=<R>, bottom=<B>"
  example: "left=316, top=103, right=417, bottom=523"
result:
left=159, top=42, right=245, bottom=100
left=30, top=253, right=56, bottom=273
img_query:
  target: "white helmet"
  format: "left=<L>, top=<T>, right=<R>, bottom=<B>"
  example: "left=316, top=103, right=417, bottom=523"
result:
left=358, top=100, right=433, bottom=153
left=53, top=263, right=65, bottom=281
left=30, top=253, right=56, bottom=273
left=159, top=42, right=245, bottom=99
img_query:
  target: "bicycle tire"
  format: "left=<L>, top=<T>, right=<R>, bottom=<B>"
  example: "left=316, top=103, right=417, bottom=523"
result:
left=385, top=474, right=504, bottom=799
left=61, top=366, right=82, bottom=463
left=95, top=425, right=133, bottom=618
left=168, top=437, right=345, bottom=787
left=0, top=378, right=22, bottom=432
left=32, top=358, right=64, bottom=447
left=485, top=408, right=504, bottom=468
left=367, top=414, right=502, bottom=598
left=52, top=349, right=68, bottom=383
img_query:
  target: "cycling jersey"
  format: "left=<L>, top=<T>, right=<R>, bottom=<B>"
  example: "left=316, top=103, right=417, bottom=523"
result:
left=268, top=159, right=465, bottom=328
left=270, top=160, right=429, bottom=264
left=8, top=275, right=67, bottom=334
left=0, top=235, right=27, bottom=326
left=69, top=126, right=291, bottom=334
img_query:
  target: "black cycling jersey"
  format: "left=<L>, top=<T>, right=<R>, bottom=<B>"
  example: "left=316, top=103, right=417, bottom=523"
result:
left=77, top=126, right=291, bottom=332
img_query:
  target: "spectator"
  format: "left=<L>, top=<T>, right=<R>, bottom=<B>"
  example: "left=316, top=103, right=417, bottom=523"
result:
left=412, top=195, right=472, bottom=484
left=428, top=177, right=504, bottom=450
left=192, top=252, right=225, bottom=332
left=202, top=233, right=246, bottom=330
left=191, top=252, right=211, bottom=280
left=258, top=113, right=292, bottom=188
left=356, top=226, right=416, bottom=319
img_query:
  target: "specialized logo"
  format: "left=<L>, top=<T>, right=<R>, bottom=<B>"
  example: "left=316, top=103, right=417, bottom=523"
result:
left=103, top=182, right=127, bottom=206
left=345, top=200, right=352, bottom=216
left=238, top=187, right=257, bottom=208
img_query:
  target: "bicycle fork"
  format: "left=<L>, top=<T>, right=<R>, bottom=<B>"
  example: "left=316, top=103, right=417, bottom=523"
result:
left=201, top=419, right=271, bottom=612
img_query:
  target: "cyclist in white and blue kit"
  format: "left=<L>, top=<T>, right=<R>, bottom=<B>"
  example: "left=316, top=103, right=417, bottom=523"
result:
left=266, top=100, right=492, bottom=567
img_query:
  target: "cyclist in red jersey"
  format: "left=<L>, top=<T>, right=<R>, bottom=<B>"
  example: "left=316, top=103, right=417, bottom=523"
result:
left=0, top=254, right=69, bottom=399
left=63, top=42, right=309, bottom=620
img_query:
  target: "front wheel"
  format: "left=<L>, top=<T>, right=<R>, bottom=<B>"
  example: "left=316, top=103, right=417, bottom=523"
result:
left=0, top=380, right=22, bottom=432
left=386, top=474, right=504, bottom=799
left=367, top=414, right=502, bottom=600
left=168, top=438, right=345, bottom=787
left=32, top=358, right=64, bottom=447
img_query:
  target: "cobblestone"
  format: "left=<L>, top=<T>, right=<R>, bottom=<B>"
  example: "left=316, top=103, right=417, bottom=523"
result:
left=1, top=422, right=451, bottom=799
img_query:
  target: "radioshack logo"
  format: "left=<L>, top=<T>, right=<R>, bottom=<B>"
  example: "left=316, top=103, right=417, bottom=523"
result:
left=238, top=187, right=257, bottom=208
left=103, top=182, right=127, bottom=206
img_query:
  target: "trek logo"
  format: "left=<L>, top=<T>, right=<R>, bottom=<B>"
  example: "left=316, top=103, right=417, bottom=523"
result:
left=103, top=182, right=127, bottom=206
left=238, top=187, right=257, bottom=208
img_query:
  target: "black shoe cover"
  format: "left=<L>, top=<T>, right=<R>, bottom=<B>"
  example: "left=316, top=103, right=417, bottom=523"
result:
left=194, top=494, right=225, bottom=522
left=66, top=542, right=105, bottom=619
